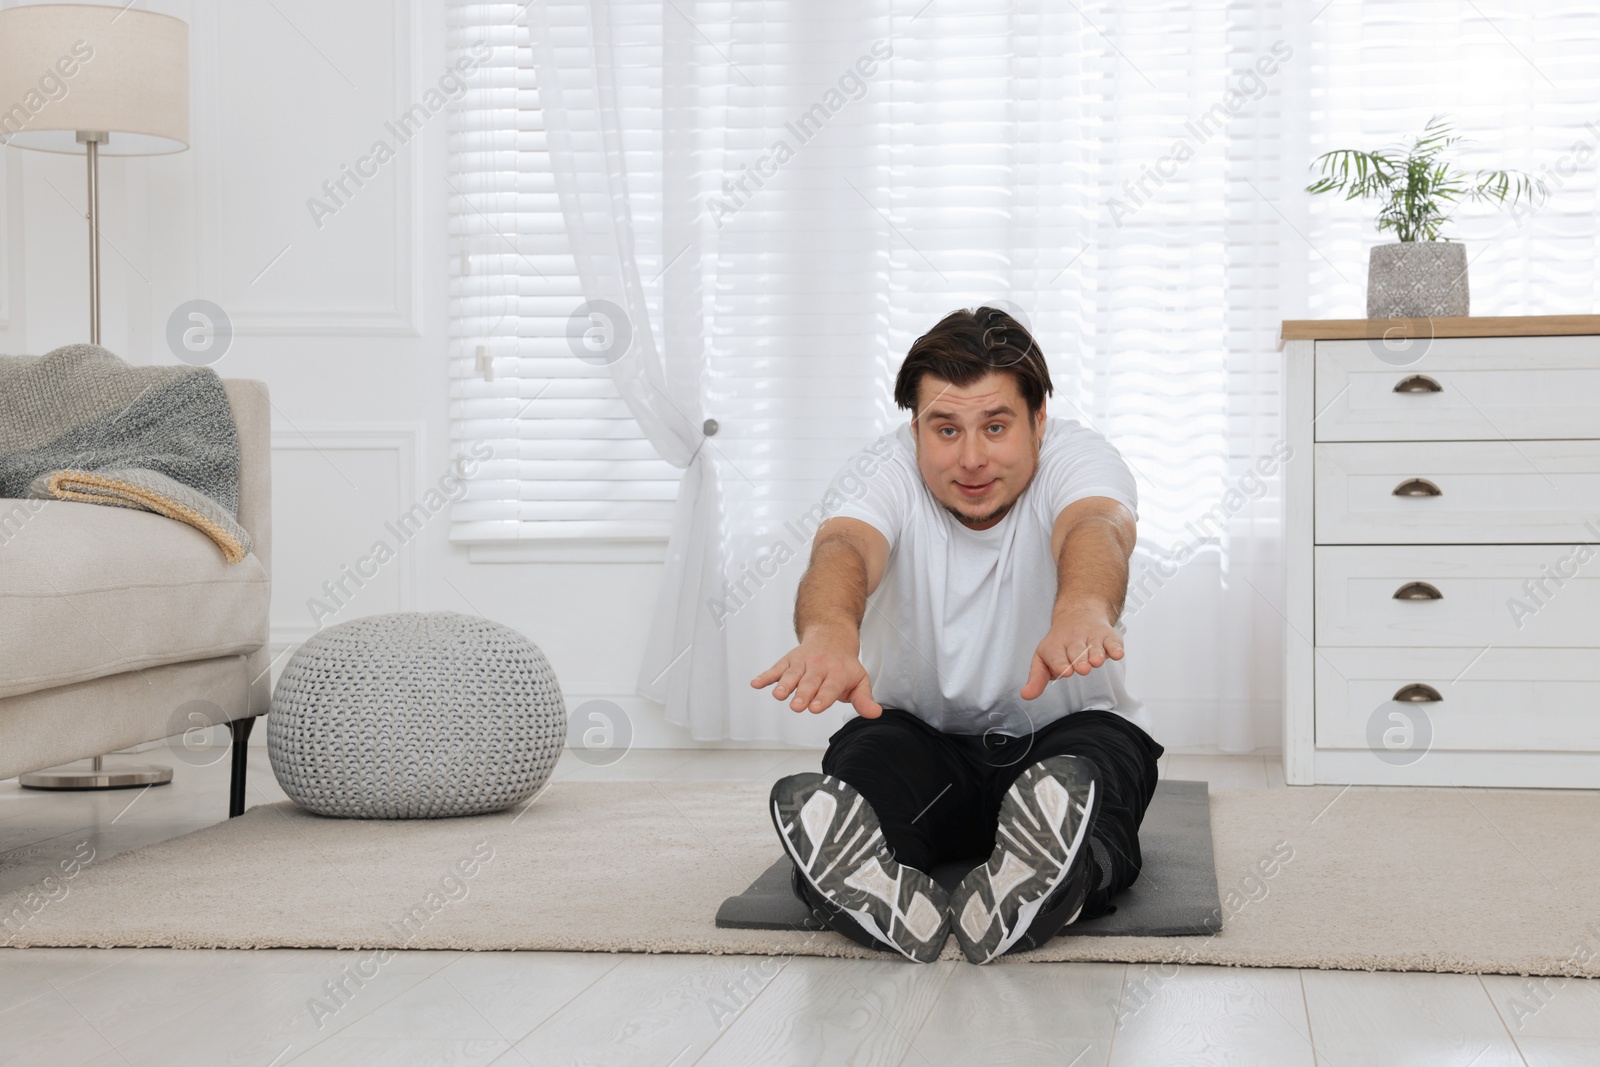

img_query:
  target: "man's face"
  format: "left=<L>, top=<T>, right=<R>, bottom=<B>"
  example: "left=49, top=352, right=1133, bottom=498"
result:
left=912, top=371, right=1046, bottom=531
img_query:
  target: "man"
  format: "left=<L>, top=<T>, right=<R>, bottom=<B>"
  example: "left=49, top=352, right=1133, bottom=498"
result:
left=751, top=306, right=1164, bottom=964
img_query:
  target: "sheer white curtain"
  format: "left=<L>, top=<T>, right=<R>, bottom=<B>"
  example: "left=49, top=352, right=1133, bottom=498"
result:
left=522, top=0, right=1303, bottom=747
left=521, top=1, right=732, bottom=742
left=515, top=0, right=1597, bottom=749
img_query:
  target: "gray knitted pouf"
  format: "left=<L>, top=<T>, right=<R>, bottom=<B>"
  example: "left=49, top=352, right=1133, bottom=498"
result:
left=267, top=611, right=567, bottom=818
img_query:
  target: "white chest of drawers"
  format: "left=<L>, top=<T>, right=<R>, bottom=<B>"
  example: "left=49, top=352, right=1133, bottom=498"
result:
left=1279, top=316, right=1600, bottom=788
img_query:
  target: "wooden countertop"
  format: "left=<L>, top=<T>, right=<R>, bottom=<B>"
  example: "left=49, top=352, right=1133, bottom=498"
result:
left=1278, top=314, right=1600, bottom=349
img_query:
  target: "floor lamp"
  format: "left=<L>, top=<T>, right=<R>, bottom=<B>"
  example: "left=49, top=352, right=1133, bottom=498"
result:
left=0, top=3, right=190, bottom=789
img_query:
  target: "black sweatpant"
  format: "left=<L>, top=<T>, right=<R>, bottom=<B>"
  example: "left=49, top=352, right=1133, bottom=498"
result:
left=819, top=707, right=1164, bottom=920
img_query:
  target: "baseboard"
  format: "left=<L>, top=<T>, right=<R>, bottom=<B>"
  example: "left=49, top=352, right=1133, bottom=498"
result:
left=127, top=712, right=1282, bottom=756
left=236, top=693, right=815, bottom=751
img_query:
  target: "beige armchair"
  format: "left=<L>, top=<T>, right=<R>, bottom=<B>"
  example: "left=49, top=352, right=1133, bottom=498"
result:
left=0, top=379, right=272, bottom=817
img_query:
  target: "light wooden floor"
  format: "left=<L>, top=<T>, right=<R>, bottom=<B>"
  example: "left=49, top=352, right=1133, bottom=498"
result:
left=2, top=746, right=1596, bottom=1066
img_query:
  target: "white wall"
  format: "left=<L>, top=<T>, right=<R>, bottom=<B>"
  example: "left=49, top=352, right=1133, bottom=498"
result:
left=1, top=0, right=1275, bottom=754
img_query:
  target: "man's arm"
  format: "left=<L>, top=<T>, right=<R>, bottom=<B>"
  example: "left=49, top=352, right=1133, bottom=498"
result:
left=751, top=517, right=891, bottom=717
left=1020, top=496, right=1138, bottom=700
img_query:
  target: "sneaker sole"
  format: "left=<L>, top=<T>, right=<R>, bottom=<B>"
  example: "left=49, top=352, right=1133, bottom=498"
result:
left=949, top=755, right=1100, bottom=964
left=770, top=772, right=951, bottom=964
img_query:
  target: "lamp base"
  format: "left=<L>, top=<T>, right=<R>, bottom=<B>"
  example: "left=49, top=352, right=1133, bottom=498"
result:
left=20, top=755, right=173, bottom=791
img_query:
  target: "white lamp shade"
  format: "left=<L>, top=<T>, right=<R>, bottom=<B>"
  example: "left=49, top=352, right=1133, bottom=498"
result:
left=0, top=3, right=189, bottom=155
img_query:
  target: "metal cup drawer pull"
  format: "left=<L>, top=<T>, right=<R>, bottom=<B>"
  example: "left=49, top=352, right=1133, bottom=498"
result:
left=1392, top=581, right=1442, bottom=600
left=1393, top=374, right=1443, bottom=393
left=1393, top=683, right=1443, bottom=703
left=1392, top=477, right=1442, bottom=497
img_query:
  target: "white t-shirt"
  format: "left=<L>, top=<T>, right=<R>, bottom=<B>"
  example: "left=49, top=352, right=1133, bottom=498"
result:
left=827, top=416, right=1149, bottom=737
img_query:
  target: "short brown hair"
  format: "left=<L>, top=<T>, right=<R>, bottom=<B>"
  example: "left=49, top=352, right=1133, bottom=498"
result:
left=893, top=306, right=1053, bottom=417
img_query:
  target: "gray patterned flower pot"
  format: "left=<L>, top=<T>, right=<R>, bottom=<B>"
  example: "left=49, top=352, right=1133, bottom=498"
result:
left=1366, top=240, right=1470, bottom=318
left=267, top=611, right=568, bottom=818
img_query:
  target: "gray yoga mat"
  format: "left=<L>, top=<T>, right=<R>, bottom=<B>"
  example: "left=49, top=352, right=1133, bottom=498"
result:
left=716, top=778, right=1220, bottom=937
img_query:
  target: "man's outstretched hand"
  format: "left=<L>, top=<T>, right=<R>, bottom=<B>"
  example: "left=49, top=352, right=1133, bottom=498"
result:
left=1021, top=608, right=1124, bottom=700
left=751, top=625, right=883, bottom=718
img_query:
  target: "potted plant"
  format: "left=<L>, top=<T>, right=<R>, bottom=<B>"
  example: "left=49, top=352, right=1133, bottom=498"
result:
left=1306, top=114, right=1547, bottom=318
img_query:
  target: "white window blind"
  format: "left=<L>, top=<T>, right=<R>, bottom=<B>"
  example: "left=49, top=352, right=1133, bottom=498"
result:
left=446, top=3, right=679, bottom=543
left=447, top=0, right=1600, bottom=561
left=474, top=2, right=1298, bottom=561
left=447, top=0, right=1296, bottom=559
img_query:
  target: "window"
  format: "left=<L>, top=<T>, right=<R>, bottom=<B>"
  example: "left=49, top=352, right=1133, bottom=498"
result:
left=446, top=3, right=679, bottom=546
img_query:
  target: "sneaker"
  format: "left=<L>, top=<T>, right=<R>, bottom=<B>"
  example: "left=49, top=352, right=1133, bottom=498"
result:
left=787, top=862, right=896, bottom=954
left=949, top=754, right=1101, bottom=964
left=769, top=772, right=951, bottom=964
left=999, top=851, right=1097, bottom=955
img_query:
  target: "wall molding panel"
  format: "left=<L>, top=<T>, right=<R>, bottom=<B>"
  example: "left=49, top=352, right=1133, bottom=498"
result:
left=268, top=421, right=427, bottom=647
left=192, top=0, right=423, bottom=337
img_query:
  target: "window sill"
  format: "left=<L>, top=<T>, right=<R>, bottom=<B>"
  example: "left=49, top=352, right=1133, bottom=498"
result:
left=467, top=538, right=669, bottom=564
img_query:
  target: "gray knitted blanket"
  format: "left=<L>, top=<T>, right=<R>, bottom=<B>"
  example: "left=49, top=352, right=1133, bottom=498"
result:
left=0, top=344, right=251, bottom=563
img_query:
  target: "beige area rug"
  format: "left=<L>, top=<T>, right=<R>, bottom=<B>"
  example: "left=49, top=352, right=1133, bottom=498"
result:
left=3, top=779, right=1598, bottom=976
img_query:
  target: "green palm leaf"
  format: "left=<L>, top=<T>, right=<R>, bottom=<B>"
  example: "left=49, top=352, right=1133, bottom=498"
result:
left=1306, top=113, right=1547, bottom=241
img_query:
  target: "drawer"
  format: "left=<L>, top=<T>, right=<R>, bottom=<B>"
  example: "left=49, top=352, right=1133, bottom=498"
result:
left=1316, top=544, right=1600, bottom=647
left=1315, top=336, right=1600, bottom=441
left=1315, top=440, right=1600, bottom=544
left=1315, top=646, right=1600, bottom=753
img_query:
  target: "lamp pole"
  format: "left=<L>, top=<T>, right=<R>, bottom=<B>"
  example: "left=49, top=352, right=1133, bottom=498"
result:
left=76, top=129, right=108, bottom=345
